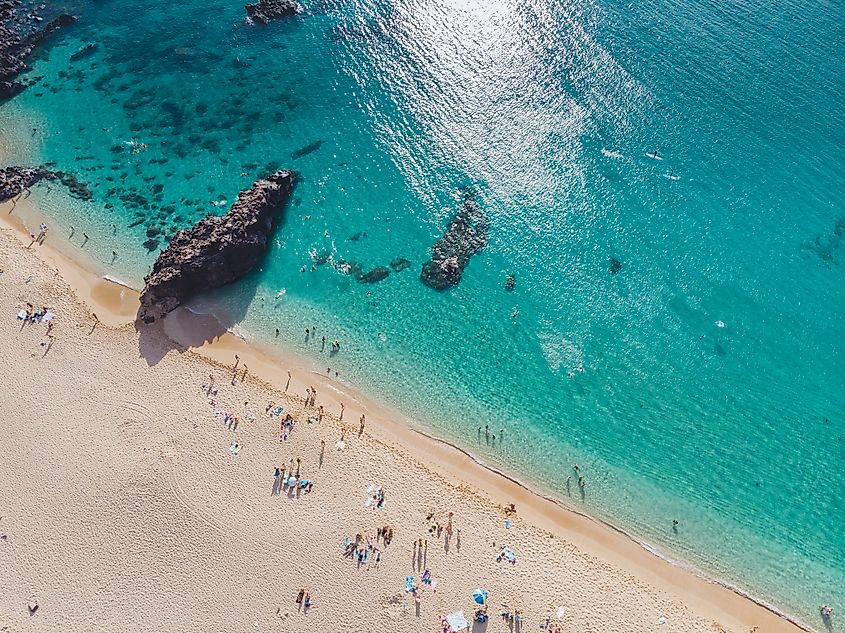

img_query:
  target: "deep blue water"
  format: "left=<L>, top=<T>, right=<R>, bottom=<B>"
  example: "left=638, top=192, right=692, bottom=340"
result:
left=2, top=0, right=843, bottom=626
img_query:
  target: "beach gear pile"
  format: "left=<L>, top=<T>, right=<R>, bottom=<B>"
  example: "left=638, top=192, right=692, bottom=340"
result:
left=365, top=484, right=386, bottom=509
left=441, top=610, right=468, bottom=632
left=497, top=545, right=518, bottom=565
left=16, top=304, right=53, bottom=326
left=341, top=533, right=383, bottom=568
left=404, top=571, right=438, bottom=606
left=273, top=465, right=313, bottom=495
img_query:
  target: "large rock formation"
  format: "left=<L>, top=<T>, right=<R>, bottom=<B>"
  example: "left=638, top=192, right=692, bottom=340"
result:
left=0, top=166, right=51, bottom=201
left=245, top=0, right=302, bottom=24
left=1, top=2, right=76, bottom=101
left=138, top=171, right=296, bottom=323
left=420, top=191, right=489, bottom=290
left=0, top=165, right=90, bottom=202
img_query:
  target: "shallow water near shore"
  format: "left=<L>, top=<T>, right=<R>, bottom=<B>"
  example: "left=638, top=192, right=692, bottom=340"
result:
left=2, top=0, right=844, bottom=626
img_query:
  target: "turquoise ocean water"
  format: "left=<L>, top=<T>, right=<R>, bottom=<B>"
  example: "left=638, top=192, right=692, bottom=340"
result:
left=2, top=0, right=843, bottom=626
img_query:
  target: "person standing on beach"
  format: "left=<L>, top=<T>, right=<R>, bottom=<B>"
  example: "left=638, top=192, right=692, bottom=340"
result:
left=234, top=354, right=240, bottom=370
left=339, top=402, right=345, bottom=420
left=359, top=414, right=365, bottom=436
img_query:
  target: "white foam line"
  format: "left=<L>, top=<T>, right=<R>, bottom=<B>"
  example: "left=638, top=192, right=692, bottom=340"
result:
left=406, top=425, right=816, bottom=633
left=101, top=274, right=140, bottom=291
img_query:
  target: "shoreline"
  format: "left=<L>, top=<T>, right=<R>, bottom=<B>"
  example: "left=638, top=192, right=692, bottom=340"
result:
left=0, top=195, right=815, bottom=632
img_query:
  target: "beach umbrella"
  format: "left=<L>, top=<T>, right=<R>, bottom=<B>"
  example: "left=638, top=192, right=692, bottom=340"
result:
left=472, top=588, right=488, bottom=605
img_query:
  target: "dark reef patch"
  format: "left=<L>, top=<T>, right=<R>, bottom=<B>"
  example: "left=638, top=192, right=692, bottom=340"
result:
left=420, top=190, right=489, bottom=290
left=245, top=0, right=302, bottom=24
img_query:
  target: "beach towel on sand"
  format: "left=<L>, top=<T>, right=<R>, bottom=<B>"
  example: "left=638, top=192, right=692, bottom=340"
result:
left=405, top=576, right=414, bottom=593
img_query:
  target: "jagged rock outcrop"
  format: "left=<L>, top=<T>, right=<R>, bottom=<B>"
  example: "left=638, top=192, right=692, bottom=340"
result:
left=245, top=0, right=302, bottom=24
left=421, top=191, right=489, bottom=290
left=138, top=171, right=296, bottom=323
left=0, top=165, right=90, bottom=202
left=0, top=166, right=51, bottom=201
left=1, top=2, right=76, bottom=101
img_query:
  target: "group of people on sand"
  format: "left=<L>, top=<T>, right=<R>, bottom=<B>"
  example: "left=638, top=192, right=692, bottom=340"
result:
left=294, top=588, right=313, bottom=612
left=304, top=386, right=318, bottom=407
left=341, top=528, right=392, bottom=568
left=272, top=458, right=313, bottom=495
left=501, top=608, right=523, bottom=628
left=28, top=222, right=48, bottom=247
left=425, top=510, right=455, bottom=539
left=16, top=302, right=53, bottom=330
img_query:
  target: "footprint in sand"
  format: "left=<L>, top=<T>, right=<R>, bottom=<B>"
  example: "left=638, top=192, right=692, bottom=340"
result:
left=381, top=593, right=404, bottom=620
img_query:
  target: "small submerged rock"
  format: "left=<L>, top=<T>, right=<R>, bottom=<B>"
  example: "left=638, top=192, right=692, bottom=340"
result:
left=291, top=140, right=323, bottom=160
left=245, top=0, right=302, bottom=24
left=357, top=266, right=390, bottom=283
left=609, top=257, right=623, bottom=274
left=69, top=43, right=97, bottom=62
left=389, top=257, right=411, bottom=273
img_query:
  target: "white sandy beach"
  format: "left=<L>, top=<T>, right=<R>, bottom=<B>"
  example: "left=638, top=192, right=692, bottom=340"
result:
left=0, top=202, right=810, bottom=632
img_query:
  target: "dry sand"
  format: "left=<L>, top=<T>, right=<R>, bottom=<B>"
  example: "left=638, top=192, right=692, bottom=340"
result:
left=0, top=204, right=810, bottom=633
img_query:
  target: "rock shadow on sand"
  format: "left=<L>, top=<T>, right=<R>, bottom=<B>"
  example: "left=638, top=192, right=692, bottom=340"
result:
left=134, top=171, right=295, bottom=366
left=135, top=253, right=263, bottom=367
